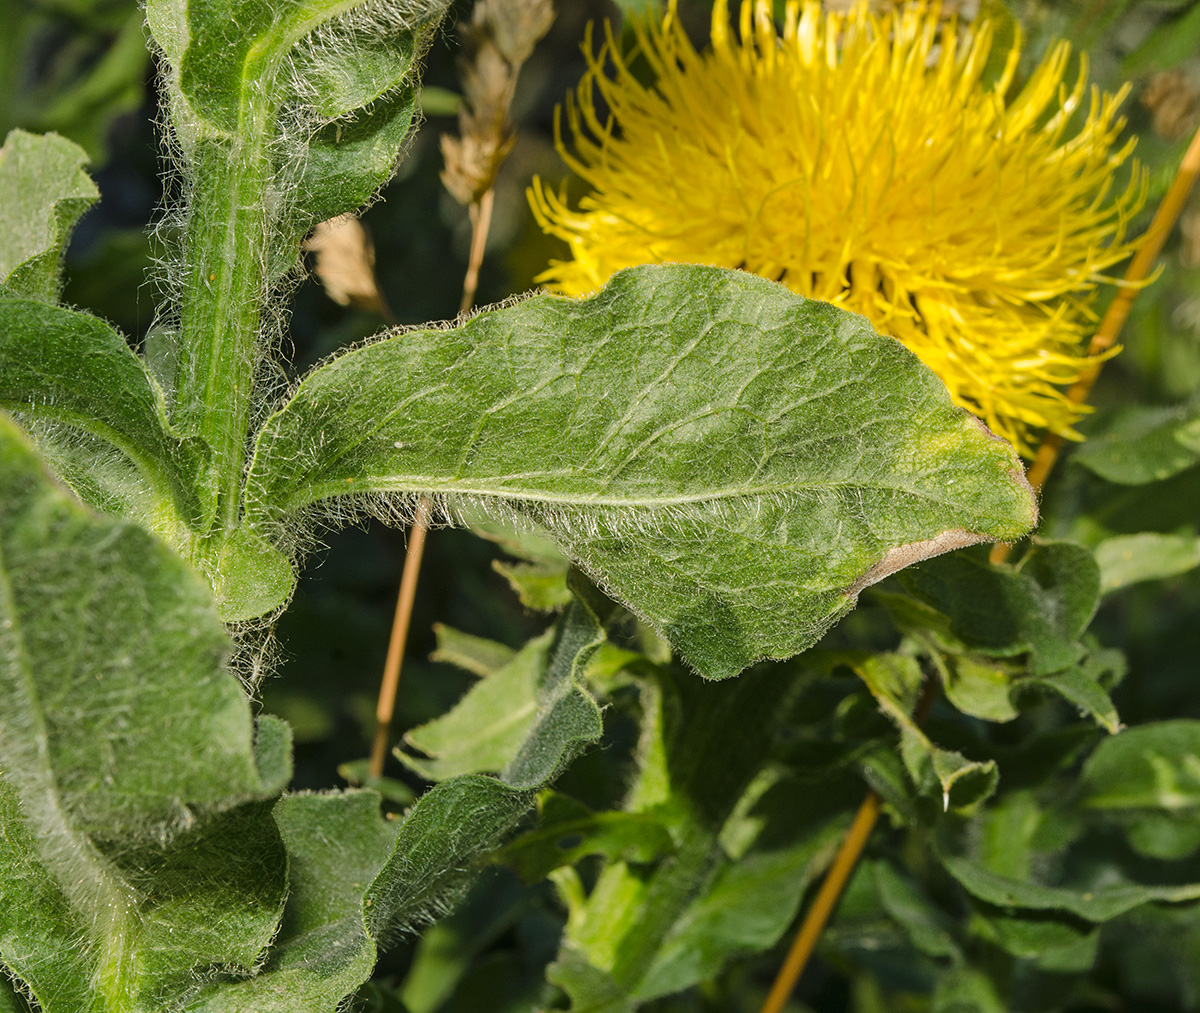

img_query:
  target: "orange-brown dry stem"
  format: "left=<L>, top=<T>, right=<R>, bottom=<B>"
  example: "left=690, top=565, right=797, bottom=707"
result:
left=368, top=499, right=430, bottom=779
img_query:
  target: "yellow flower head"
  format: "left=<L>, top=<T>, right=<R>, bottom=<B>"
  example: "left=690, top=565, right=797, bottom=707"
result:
left=529, top=0, right=1146, bottom=455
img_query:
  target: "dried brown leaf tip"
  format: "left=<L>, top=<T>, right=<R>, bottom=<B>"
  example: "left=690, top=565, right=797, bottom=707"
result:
left=441, top=0, right=554, bottom=206
left=303, top=214, right=392, bottom=320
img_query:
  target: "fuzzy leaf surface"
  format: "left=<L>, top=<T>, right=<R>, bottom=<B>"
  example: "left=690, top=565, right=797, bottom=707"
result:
left=0, top=298, right=204, bottom=527
left=0, top=414, right=286, bottom=1010
left=0, top=129, right=97, bottom=300
left=147, top=0, right=447, bottom=244
left=248, top=265, right=1037, bottom=679
left=881, top=542, right=1100, bottom=677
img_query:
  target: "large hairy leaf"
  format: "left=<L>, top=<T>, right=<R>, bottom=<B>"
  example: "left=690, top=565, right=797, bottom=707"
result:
left=0, top=298, right=204, bottom=527
left=247, top=265, right=1037, bottom=679
left=0, top=413, right=286, bottom=1010
left=0, top=129, right=97, bottom=301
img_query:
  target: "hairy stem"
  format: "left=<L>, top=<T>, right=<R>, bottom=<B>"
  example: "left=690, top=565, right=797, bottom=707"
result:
left=173, top=133, right=272, bottom=535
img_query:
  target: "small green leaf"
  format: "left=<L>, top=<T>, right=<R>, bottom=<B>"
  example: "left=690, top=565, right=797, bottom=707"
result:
left=502, top=592, right=608, bottom=790
left=1125, top=812, right=1200, bottom=861
left=1074, top=402, right=1200, bottom=485
left=211, top=525, right=296, bottom=621
left=402, top=590, right=606, bottom=787
left=498, top=792, right=675, bottom=882
left=854, top=653, right=998, bottom=809
left=939, top=655, right=1020, bottom=723
left=254, top=714, right=295, bottom=796
left=548, top=947, right=637, bottom=1013
left=937, top=824, right=1200, bottom=922
left=493, top=558, right=573, bottom=611
left=431, top=623, right=517, bottom=678
left=402, top=633, right=548, bottom=782
left=247, top=265, right=1037, bottom=678
left=931, top=966, right=1006, bottom=1013
left=873, top=861, right=961, bottom=960
left=364, top=776, right=534, bottom=941
left=0, top=129, right=97, bottom=300
left=1094, top=532, right=1200, bottom=593
left=969, top=906, right=1099, bottom=973
left=1024, top=661, right=1121, bottom=735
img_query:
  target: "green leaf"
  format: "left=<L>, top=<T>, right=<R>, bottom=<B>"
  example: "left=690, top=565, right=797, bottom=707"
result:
left=186, top=790, right=397, bottom=1012
left=191, top=776, right=538, bottom=1011
left=247, top=264, right=1037, bottom=679
left=147, top=0, right=446, bottom=243
left=0, top=412, right=287, bottom=1010
left=1079, top=720, right=1200, bottom=812
left=0, top=298, right=206, bottom=530
left=498, top=792, right=675, bottom=883
left=938, top=655, right=1020, bottom=723
left=549, top=667, right=852, bottom=1006
left=932, top=967, right=1006, bottom=1013
left=548, top=948, right=637, bottom=1013
left=1094, top=532, right=1200, bottom=593
left=402, top=633, right=548, bottom=782
left=1073, top=402, right=1200, bottom=486
left=937, top=827, right=1200, bottom=922
left=1023, top=657, right=1122, bottom=735
left=493, top=558, right=573, bottom=611
left=0, top=412, right=268, bottom=838
left=364, top=775, right=534, bottom=942
left=401, top=590, right=605, bottom=787
left=881, top=541, right=1100, bottom=677
left=873, top=861, right=961, bottom=960
left=0, top=129, right=97, bottom=300
left=502, top=589, right=608, bottom=790
left=473, top=519, right=573, bottom=610
left=969, top=905, right=1099, bottom=973
left=431, top=623, right=516, bottom=678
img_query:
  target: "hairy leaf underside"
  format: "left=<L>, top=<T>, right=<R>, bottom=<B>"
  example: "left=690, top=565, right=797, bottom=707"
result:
left=248, top=265, right=1038, bottom=678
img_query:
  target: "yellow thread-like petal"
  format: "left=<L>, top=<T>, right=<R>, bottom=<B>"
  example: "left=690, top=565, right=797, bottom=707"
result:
left=528, top=1, right=1145, bottom=455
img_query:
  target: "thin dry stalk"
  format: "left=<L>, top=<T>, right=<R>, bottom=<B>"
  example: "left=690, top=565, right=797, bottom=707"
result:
left=461, top=187, right=496, bottom=314
left=367, top=1, right=554, bottom=779
left=369, top=498, right=430, bottom=779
